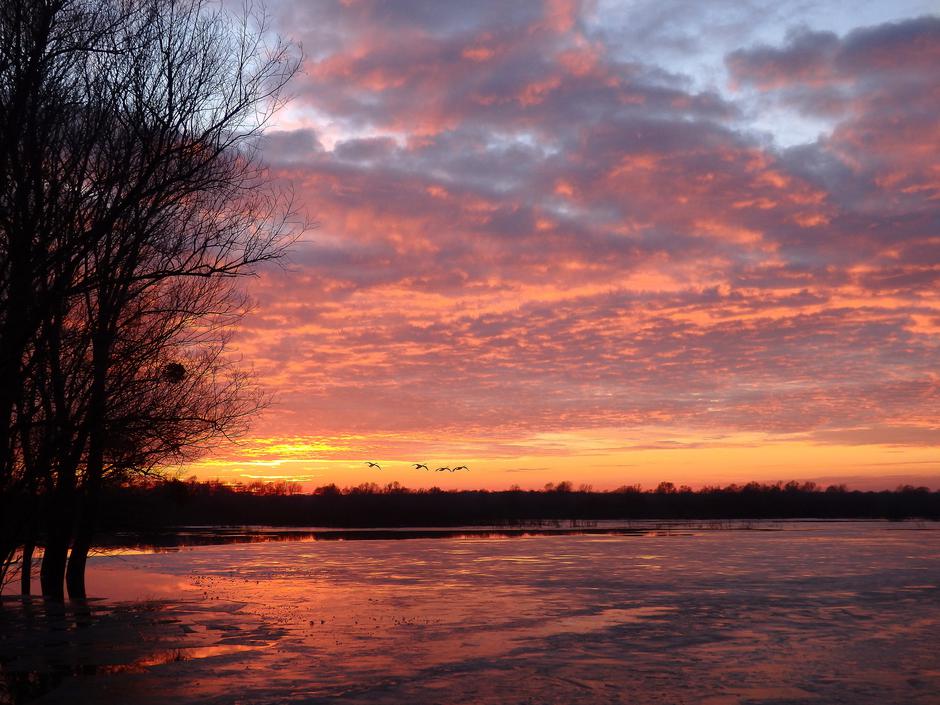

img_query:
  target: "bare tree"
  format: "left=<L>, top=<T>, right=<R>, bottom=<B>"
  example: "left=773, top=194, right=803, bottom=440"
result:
left=0, top=0, right=300, bottom=599
left=0, top=0, right=128, bottom=592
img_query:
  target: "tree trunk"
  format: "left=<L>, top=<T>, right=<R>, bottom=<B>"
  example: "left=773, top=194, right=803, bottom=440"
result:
left=0, top=542, right=15, bottom=597
left=65, top=540, right=89, bottom=600
left=20, top=541, right=33, bottom=595
left=40, top=495, right=72, bottom=601
left=66, top=501, right=94, bottom=600
left=67, top=316, right=108, bottom=602
left=39, top=531, right=68, bottom=601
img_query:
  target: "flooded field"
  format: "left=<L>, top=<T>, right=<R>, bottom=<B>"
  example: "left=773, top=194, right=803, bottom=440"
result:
left=2, top=521, right=939, bottom=704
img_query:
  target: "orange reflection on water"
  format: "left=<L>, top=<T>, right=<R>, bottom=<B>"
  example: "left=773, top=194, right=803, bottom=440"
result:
left=4, top=522, right=940, bottom=704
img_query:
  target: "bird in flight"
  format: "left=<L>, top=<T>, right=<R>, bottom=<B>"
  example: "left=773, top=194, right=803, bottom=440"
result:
left=435, top=467, right=450, bottom=472
left=365, top=462, right=381, bottom=470
left=413, top=463, right=429, bottom=471
left=452, top=465, right=469, bottom=472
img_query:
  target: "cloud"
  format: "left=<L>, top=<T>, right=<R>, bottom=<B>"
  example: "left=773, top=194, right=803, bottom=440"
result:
left=730, top=16, right=940, bottom=216
left=227, top=2, right=940, bottom=458
left=727, top=17, right=940, bottom=93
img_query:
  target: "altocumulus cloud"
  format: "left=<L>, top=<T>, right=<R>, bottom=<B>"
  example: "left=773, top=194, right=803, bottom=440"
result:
left=233, top=1, right=940, bottom=451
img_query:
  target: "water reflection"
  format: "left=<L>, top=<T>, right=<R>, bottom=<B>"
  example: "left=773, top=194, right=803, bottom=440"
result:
left=2, top=522, right=939, bottom=704
left=88, top=520, right=710, bottom=554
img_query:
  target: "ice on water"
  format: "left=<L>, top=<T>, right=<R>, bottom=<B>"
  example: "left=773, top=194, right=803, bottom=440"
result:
left=2, top=522, right=939, bottom=704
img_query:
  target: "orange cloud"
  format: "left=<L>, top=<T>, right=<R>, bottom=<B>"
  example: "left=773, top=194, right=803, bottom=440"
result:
left=188, top=3, right=940, bottom=491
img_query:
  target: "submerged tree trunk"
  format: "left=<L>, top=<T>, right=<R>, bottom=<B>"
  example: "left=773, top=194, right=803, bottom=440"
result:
left=39, top=531, right=68, bottom=601
left=40, top=491, right=73, bottom=601
left=66, top=492, right=96, bottom=599
left=20, top=541, right=33, bottom=595
left=65, top=536, right=89, bottom=599
left=0, top=542, right=15, bottom=596
left=67, top=325, right=107, bottom=602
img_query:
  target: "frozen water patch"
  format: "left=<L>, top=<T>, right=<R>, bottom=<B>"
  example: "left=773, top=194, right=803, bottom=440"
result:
left=2, top=521, right=939, bottom=704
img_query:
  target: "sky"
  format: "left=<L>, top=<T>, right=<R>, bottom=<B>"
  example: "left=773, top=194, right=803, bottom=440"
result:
left=187, top=0, right=940, bottom=491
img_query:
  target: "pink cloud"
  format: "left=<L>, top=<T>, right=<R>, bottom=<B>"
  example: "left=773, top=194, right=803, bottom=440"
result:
left=226, top=3, right=940, bottom=458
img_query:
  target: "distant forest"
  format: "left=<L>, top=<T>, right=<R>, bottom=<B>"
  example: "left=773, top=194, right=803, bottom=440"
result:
left=94, top=479, right=940, bottom=530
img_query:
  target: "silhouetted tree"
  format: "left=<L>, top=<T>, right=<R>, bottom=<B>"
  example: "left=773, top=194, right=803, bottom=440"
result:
left=0, top=0, right=299, bottom=599
left=0, top=0, right=145, bottom=594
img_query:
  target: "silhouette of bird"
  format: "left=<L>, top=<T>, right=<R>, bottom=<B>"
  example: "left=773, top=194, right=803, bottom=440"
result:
left=413, top=463, right=429, bottom=471
left=452, top=465, right=469, bottom=471
left=435, top=467, right=450, bottom=472
left=365, top=462, right=381, bottom=470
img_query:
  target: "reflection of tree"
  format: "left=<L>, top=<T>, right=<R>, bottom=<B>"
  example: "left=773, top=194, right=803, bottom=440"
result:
left=0, top=0, right=300, bottom=599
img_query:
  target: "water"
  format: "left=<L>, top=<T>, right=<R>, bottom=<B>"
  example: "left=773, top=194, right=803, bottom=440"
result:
left=2, top=521, right=939, bottom=704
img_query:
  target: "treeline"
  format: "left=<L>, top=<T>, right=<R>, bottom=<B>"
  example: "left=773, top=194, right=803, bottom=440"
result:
left=92, top=479, right=940, bottom=530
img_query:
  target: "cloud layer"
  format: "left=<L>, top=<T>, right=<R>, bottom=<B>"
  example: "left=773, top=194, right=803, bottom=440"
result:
left=215, top=2, right=940, bottom=484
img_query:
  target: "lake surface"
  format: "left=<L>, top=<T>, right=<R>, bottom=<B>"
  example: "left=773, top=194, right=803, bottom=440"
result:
left=2, top=521, right=939, bottom=704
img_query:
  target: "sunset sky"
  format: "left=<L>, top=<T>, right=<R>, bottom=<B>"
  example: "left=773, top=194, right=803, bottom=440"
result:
left=189, top=0, right=940, bottom=491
